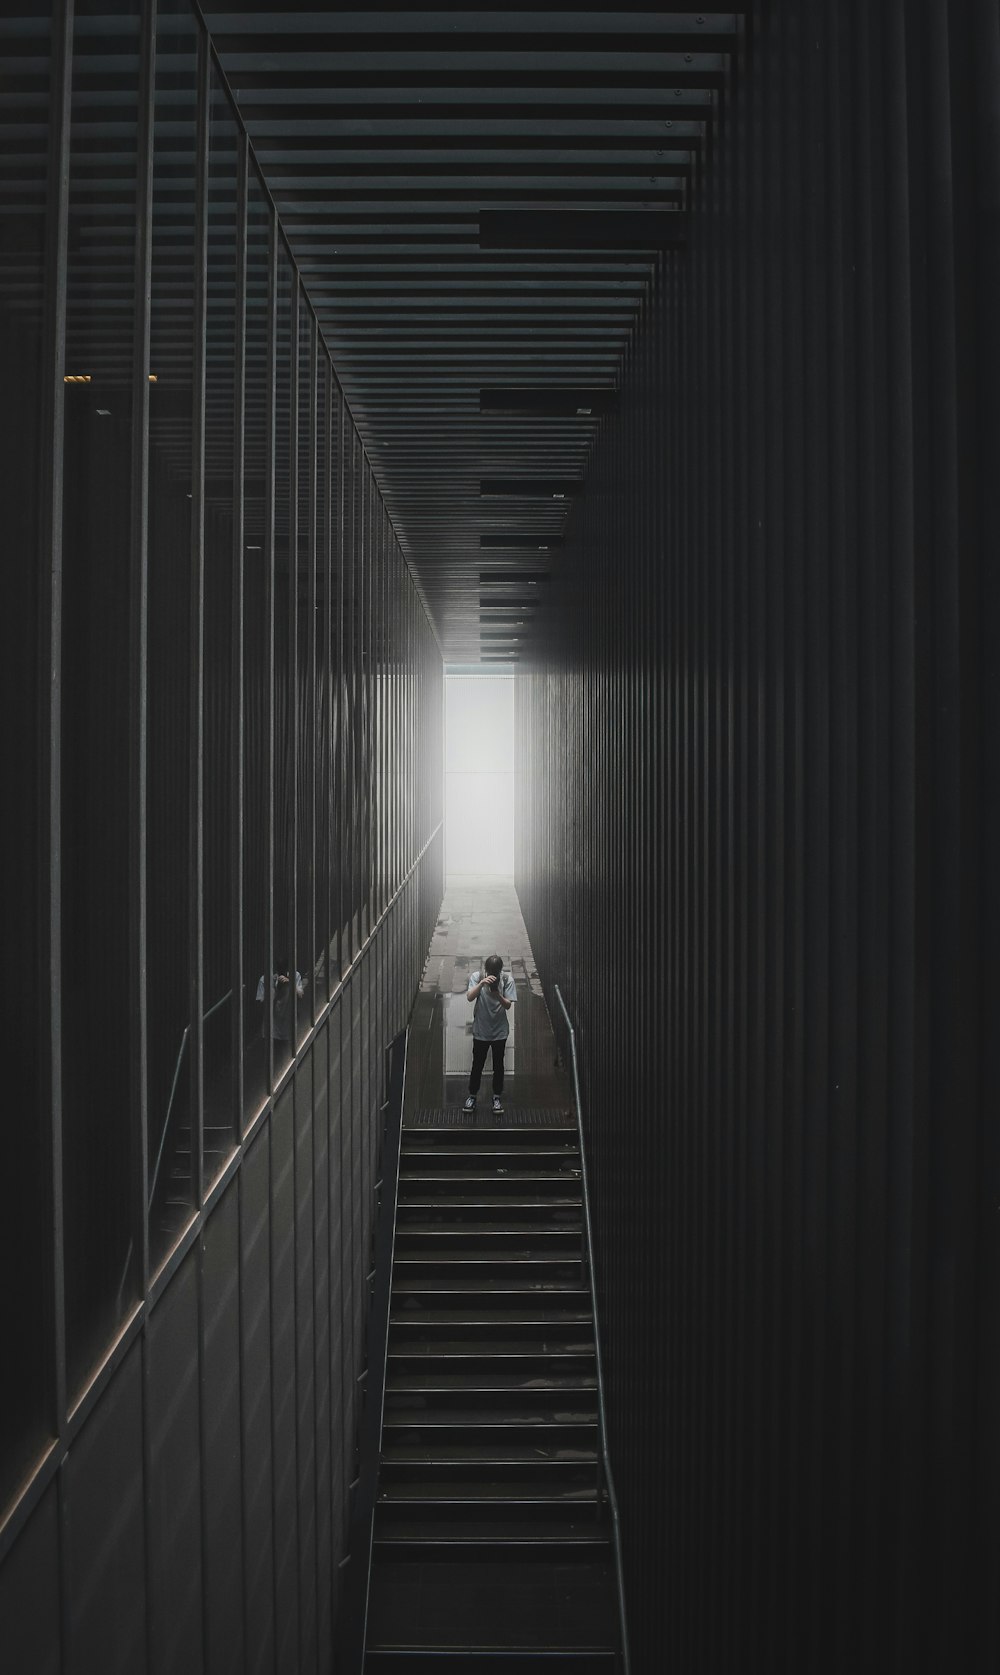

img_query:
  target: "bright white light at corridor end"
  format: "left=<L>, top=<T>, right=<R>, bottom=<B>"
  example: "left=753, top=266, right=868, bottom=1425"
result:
left=445, top=673, right=514, bottom=878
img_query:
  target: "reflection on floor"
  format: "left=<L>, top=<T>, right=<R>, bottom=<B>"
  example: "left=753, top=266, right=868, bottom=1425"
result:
left=406, top=876, right=572, bottom=1121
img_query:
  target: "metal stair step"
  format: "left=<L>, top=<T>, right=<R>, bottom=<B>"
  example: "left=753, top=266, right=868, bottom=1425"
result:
left=387, top=1336, right=595, bottom=1358
left=380, top=1412, right=599, bottom=1436
left=377, top=1483, right=602, bottom=1507
left=383, top=1389, right=599, bottom=1420
left=379, top=1464, right=599, bottom=1487
left=390, top=1276, right=588, bottom=1295
left=399, top=1162, right=582, bottom=1180
left=380, top=1445, right=598, bottom=1468
left=388, top=1348, right=594, bottom=1373
left=392, top=1255, right=583, bottom=1274
left=393, top=1232, right=579, bottom=1246
left=390, top=1310, right=591, bottom=1333
left=399, top=1146, right=579, bottom=1160
left=397, top=1202, right=582, bottom=1224
left=397, top=1197, right=583, bottom=1215
left=389, top=1290, right=592, bottom=1315
left=367, top=1107, right=619, bottom=1668
left=386, top=1371, right=597, bottom=1395
left=401, top=1128, right=578, bottom=1147
left=372, top=1530, right=612, bottom=1563
left=365, top=1654, right=616, bottom=1672
left=396, top=1179, right=579, bottom=1192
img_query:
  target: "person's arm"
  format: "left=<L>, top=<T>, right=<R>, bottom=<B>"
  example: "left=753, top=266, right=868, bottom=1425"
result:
left=469, top=972, right=512, bottom=1007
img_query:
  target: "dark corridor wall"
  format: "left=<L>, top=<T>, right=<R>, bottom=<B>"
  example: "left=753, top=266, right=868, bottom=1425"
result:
left=515, top=2, right=999, bottom=1670
left=0, top=3, right=445, bottom=1670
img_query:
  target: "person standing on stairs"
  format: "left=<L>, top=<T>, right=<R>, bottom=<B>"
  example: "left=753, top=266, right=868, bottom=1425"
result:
left=464, top=953, right=515, bottom=1114
left=256, top=955, right=305, bottom=1072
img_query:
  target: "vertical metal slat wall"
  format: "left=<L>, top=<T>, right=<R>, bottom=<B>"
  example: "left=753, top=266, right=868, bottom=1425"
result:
left=515, top=1, right=999, bottom=1669
left=0, top=2, right=444, bottom=1670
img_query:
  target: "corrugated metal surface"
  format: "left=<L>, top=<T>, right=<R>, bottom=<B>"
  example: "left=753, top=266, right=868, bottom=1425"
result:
left=516, top=1, right=1000, bottom=1667
left=0, top=2, right=445, bottom=1668
left=4, top=1, right=997, bottom=1670
left=201, top=4, right=744, bottom=657
left=62, top=1344, right=147, bottom=1674
left=200, top=1183, right=245, bottom=1675
left=0, top=0, right=55, bottom=1518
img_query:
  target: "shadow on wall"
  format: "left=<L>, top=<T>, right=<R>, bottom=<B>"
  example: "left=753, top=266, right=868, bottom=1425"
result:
left=515, top=1, right=1000, bottom=1669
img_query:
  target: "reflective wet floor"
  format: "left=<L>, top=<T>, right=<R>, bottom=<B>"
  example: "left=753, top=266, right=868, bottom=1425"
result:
left=405, top=876, right=573, bottom=1121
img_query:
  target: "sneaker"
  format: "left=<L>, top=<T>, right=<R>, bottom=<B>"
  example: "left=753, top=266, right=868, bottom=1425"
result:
left=463, top=1095, right=476, bottom=1112
left=492, top=1094, right=503, bottom=1115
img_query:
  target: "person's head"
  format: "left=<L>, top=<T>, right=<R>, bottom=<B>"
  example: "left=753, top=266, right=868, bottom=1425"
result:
left=484, top=953, right=503, bottom=980
left=276, top=953, right=290, bottom=978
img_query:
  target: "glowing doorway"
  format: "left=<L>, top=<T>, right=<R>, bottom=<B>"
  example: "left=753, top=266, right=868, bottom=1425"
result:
left=444, top=673, right=514, bottom=876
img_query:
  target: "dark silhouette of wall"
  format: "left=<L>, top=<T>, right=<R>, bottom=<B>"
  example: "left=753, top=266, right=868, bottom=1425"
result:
left=0, top=4, right=444, bottom=1669
left=516, top=2, right=1000, bottom=1668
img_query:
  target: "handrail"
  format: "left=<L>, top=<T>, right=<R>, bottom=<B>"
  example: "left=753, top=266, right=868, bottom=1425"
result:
left=116, top=829, right=441, bottom=1323
left=360, top=1025, right=408, bottom=1666
left=116, top=984, right=235, bottom=1314
left=338, top=1025, right=409, bottom=1673
left=149, top=821, right=441, bottom=1214
left=553, top=984, right=632, bottom=1675
left=148, top=985, right=233, bottom=1213
left=324, top=822, right=443, bottom=1018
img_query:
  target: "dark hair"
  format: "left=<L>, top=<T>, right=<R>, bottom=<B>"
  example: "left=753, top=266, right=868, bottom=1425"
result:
left=484, top=953, right=503, bottom=979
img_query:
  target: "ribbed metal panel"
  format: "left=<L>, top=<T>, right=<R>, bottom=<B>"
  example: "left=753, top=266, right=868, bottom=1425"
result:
left=0, top=0, right=56, bottom=1515
left=516, top=2, right=1000, bottom=1668
left=0, top=4, right=445, bottom=1670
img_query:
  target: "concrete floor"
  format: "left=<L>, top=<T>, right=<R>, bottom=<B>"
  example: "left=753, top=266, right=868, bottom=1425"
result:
left=405, top=876, right=573, bottom=1120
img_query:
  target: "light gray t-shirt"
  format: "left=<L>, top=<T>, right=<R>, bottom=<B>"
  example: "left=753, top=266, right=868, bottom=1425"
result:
left=468, top=969, right=516, bottom=1041
left=256, top=971, right=305, bottom=1042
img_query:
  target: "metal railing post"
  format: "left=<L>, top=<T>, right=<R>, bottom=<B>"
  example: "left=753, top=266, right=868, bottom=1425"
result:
left=553, top=984, right=631, bottom=1675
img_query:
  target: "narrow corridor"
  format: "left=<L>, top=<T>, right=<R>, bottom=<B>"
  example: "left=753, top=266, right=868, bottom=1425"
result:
left=406, top=878, right=572, bottom=1119
left=364, top=878, right=618, bottom=1666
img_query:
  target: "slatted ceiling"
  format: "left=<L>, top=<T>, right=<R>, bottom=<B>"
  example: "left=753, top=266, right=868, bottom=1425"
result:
left=202, top=5, right=741, bottom=659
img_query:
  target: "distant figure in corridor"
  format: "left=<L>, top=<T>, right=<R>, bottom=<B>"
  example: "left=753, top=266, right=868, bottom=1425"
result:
left=256, top=955, right=305, bottom=1070
left=464, top=953, right=516, bottom=1115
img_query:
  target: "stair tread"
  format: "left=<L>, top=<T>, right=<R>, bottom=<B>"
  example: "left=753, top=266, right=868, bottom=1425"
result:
left=375, top=1531, right=608, bottom=1554
left=365, top=1656, right=615, bottom=1670
left=400, top=1132, right=576, bottom=1145
left=400, top=1166, right=580, bottom=1176
left=378, top=1483, right=601, bottom=1504
left=388, top=1339, right=594, bottom=1357
left=391, top=1278, right=587, bottom=1294
left=374, top=1104, right=618, bottom=1665
left=391, top=1288, right=591, bottom=1302
left=398, top=1194, right=582, bottom=1206
left=397, top=1224, right=581, bottom=1238
left=399, top=1181, right=582, bottom=1193
left=393, top=1251, right=580, bottom=1264
left=387, top=1373, right=596, bottom=1392
left=390, top=1309, right=591, bottom=1326
left=400, top=1159, right=576, bottom=1172
left=382, top=1409, right=597, bottom=1428
left=400, top=1154, right=580, bottom=1164
left=382, top=1444, right=598, bottom=1463
left=366, top=1559, right=618, bottom=1652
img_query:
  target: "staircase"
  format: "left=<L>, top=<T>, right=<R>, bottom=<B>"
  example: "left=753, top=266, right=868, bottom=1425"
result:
left=150, top=1121, right=233, bottom=1265
left=363, top=1117, right=621, bottom=1671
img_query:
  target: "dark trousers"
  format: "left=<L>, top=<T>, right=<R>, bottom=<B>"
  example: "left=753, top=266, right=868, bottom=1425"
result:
left=469, top=1036, right=506, bottom=1095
